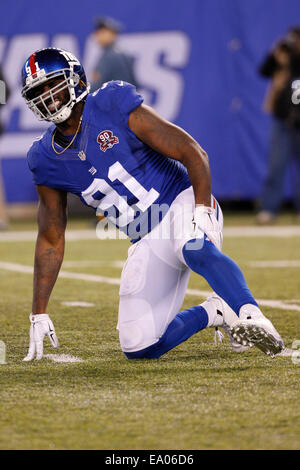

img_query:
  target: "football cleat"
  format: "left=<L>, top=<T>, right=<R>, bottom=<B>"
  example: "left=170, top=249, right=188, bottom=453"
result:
left=230, top=306, right=284, bottom=358
left=203, top=293, right=250, bottom=352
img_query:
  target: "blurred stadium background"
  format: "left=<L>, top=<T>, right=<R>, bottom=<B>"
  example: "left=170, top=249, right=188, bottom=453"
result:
left=0, top=0, right=300, bottom=222
left=1, top=1, right=300, bottom=451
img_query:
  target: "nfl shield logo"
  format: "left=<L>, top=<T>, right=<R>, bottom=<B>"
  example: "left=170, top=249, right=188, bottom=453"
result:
left=78, top=151, right=86, bottom=161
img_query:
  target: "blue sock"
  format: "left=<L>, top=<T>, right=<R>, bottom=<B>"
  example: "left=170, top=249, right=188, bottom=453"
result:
left=182, top=238, right=257, bottom=314
left=125, top=305, right=208, bottom=359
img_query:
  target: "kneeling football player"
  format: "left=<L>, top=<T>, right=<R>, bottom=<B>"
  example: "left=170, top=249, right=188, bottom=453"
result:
left=20, top=48, right=284, bottom=361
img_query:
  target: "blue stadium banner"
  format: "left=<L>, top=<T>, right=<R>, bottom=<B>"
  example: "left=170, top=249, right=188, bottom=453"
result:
left=0, top=0, right=299, bottom=202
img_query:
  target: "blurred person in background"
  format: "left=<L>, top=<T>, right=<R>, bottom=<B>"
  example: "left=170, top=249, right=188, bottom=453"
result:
left=90, top=16, right=139, bottom=92
left=257, top=27, right=300, bottom=224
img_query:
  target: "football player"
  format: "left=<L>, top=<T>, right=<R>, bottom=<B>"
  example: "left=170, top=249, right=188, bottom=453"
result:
left=21, top=48, right=284, bottom=361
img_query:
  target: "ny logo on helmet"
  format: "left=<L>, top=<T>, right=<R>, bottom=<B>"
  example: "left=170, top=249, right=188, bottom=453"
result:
left=97, top=130, right=119, bottom=152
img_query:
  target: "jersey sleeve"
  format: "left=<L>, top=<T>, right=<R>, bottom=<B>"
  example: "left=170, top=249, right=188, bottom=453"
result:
left=27, top=140, right=46, bottom=186
left=114, top=81, right=144, bottom=121
left=92, top=80, right=143, bottom=126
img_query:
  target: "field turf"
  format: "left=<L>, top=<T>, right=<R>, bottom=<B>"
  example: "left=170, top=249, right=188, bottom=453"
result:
left=0, top=215, right=299, bottom=450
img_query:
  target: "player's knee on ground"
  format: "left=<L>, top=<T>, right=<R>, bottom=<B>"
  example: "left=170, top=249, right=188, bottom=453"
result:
left=118, top=301, right=158, bottom=355
left=123, top=341, right=163, bottom=359
left=120, top=312, right=168, bottom=360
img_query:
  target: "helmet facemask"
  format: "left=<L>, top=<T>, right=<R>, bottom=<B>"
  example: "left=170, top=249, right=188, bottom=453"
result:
left=22, top=68, right=81, bottom=124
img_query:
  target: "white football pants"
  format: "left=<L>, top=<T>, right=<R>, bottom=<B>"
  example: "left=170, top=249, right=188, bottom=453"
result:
left=117, top=186, right=223, bottom=353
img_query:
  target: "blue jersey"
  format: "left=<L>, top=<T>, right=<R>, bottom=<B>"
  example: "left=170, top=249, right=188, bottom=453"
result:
left=27, top=81, right=191, bottom=242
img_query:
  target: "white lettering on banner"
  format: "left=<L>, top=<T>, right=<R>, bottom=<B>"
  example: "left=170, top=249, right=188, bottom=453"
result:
left=82, top=33, right=99, bottom=78
left=0, top=133, right=41, bottom=157
left=51, top=35, right=79, bottom=59
left=82, top=31, right=191, bottom=121
left=119, top=32, right=191, bottom=120
left=0, top=36, right=6, bottom=63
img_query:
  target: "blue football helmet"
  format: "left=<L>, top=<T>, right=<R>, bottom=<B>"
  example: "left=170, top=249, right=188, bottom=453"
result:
left=21, top=47, right=90, bottom=123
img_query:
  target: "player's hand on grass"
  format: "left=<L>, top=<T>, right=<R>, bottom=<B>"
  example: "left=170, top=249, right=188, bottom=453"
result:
left=193, top=205, right=223, bottom=251
left=23, top=313, right=59, bottom=361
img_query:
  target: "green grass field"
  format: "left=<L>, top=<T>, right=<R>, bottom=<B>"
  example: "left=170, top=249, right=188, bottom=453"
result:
left=0, top=215, right=299, bottom=450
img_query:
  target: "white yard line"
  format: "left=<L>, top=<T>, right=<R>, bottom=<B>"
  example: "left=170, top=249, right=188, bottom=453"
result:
left=249, top=260, right=300, bottom=268
left=62, top=260, right=125, bottom=269
left=0, top=230, right=98, bottom=242
left=0, top=260, right=299, bottom=312
left=61, top=301, right=95, bottom=307
left=44, top=354, right=83, bottom=363
left=0, top=261, right=122, bottom=285
left=0, top=225, right=300, bottom=242
left=223, top=225, right=300, bottom=237
left=66, top=259, right=300, bottom=269
left=185, top=289, right=300, bottom=312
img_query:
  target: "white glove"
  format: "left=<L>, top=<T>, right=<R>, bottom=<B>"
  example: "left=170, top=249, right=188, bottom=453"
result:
left=193, top=205, right=223, bottom=251
left=23, top=313, right=59, bottom=361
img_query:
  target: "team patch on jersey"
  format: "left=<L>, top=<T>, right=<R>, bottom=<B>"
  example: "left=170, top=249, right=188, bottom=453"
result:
left=97, top=130, right=119, bottom=152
